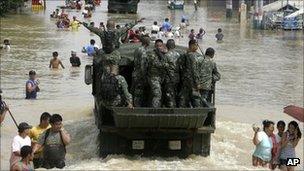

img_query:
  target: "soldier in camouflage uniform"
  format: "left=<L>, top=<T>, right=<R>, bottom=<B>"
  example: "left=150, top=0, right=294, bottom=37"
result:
left=100, top=65, right=133, bottom=109
left=197, top=47, right=220, bottom=107
left=147, top=39, right=169, bottom=107
left=176, top=39, right=203, bottom=108
left=82, top=19, right=143, bottom=66
left=132, top=36, right=150, bottom=107
left=163, top=39, right=181, bottom=107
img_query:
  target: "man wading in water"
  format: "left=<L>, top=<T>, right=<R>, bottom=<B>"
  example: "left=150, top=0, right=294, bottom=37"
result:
left=32, top=114, right=70, bottom=169
left=25, top=70, right=40, bottom=99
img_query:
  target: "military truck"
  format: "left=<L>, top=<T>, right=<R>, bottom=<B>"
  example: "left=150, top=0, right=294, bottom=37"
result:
left=108, top=0, right=140, bottom=14
left=84, top=43, right=216, bottom=158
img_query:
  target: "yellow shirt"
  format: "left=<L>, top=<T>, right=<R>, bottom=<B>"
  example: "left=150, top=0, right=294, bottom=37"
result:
left=70, top=20, right=80, bottom=29
left=29, top=124, right=51, bottom=158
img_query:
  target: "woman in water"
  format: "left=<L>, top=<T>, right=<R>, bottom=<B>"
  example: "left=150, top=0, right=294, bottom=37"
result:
left=279, top=121, right=302, bottom=171
left=252, top=120, right=274, bottom=167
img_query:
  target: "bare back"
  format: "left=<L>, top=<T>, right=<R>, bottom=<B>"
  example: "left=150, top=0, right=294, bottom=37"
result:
left=50, top=58, right=64, bottom=69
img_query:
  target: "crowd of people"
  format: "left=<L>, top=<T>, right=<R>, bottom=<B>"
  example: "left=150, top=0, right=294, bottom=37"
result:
left=80, top=18, right=221, bottom=109
left=2, top=2, right=301, bottom=171
left=252, top=120, right=302, bottom=171
left=0, top=92, right=70, bottom=170
left=121, top=18, right=224, bottom=43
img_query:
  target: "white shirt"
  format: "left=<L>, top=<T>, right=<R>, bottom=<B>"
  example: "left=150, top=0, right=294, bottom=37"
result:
left=94, top=44, right=99, bottom=49
left=166, top=32, right=174, bottom=38
left=152, top=25, right=160, bottom=32
left=2, top=45, right=10, bottom=50
left=275, top=133, right=282, bottom=143
left=11, top=135, right=31, bottom=152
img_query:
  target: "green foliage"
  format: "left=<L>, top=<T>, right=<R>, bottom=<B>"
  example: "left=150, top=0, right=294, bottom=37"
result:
left=0, top=0, right=25, bottom=16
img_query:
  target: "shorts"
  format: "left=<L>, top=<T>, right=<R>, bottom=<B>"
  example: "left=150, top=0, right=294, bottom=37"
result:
left=42, top=159, right=65, bottom=169
left=33, top=157, right=44, bottom=169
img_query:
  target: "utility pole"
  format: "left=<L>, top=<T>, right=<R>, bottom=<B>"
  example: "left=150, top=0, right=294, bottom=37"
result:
left=226, top=0, right=233, bottom=18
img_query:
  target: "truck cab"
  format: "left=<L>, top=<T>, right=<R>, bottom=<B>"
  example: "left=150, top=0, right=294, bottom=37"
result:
left=108, top=0, right=140, bottom=14
left=85, top=43, right=216, bottom=158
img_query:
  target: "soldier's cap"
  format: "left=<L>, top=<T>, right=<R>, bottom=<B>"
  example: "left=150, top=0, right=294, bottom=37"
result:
left=18, top=122, right=32, bottom=131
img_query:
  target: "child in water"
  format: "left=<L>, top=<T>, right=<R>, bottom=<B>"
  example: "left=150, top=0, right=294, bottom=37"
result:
left=215, top=28, right=224, bottom=42
left=196, top=28, right=206, bottom=39
left=1, top=39, right=11, bottom=50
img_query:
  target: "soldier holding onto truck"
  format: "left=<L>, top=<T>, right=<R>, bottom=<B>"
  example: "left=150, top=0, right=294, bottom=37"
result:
left=163, top=39, right=181, bottom=107
left=100, top=65, right=134, bottom=109
left=197, top=47, right=220, bottom=107
left=177, top=39, right=202, bottom=108
left=147, top=39, right=170, bottom=107
left=132, top=35, right=150, bottom=107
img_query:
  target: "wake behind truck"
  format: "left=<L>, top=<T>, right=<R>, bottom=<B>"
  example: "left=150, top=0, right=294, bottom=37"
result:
left=84, top=43, right=216, bottom=158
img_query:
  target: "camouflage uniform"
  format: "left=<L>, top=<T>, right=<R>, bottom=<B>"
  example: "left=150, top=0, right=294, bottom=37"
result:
left=147, top=49, right=168, bottom=107
left=100, top=73, right=132, bottom=107
left=177, top=51, right=203, bottom=108
left=163, top=49, right=181, bottom=107
left=132, top=46, right=149, bottom=107
left=197, top=55, right=220, bottom=104
left=83, top=21, right=137, bottom=66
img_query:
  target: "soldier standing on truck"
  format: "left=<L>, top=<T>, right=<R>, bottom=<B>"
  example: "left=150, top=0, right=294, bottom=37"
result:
left=147, top=39, right=169, bottom=107
left=82, top=18, right=144, bottom=66
left=197, top=47, right=220, bottom=107
left=100, top=65, right=134, bottom=109
left=132, top=35, right=150, bottom=107
left=177, top=39, right=202, bottom=108
left=163, top=39, right=181, bottom=107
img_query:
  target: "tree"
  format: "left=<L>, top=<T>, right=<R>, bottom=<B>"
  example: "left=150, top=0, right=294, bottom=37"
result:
left=0, top=0, right=25, bottom=16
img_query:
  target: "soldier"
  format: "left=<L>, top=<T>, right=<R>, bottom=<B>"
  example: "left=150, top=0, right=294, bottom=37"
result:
left=132, top=36, right=150, bottom=107
left=147, top=39, right=168, bottom=108
left=100, top=65, right=133, bottom=109
left=197, top=47, right=220, bottom=107
left=163, top=39, right=181, bottom=107
left=177, top=39, right=203, bottom=108
left=82, top=19, right=143, bottom=66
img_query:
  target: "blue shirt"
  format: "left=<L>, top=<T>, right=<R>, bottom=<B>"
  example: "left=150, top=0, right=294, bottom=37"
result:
left=85, top=45, right=95, bottom=56
left=162, top=21, right=172, bottom=32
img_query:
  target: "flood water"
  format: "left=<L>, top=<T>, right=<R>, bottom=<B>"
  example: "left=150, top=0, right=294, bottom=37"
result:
left=1, top=0, right=303, bottom=170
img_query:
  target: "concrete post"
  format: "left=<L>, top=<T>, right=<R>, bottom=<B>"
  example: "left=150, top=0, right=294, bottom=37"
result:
left=226, top=0, right=233, bottom=18
left=253, top=0, right=263, bottom=29
left=239, top=0, right=247, bottom=25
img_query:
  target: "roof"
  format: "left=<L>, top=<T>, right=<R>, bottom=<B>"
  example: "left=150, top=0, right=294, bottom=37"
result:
left=285, top=8, right=304, bottom=18
left=263, top=0, right=304, bottom=12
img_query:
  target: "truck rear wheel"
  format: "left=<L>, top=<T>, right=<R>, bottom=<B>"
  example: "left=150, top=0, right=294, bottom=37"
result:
left=192, top=133, right=211, bottom=156
left=99, top=131, right=127, bottom=158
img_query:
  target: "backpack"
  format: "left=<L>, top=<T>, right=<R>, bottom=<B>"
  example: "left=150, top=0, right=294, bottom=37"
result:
left=100, top=74, right=120, bottom=102
left=102, top=30, right=116, bottom=54
left=43, top=128, right=66, bottom=153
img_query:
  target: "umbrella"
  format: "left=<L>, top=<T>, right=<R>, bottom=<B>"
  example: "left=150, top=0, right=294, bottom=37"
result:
left=283, top=105, right=304, bottom=122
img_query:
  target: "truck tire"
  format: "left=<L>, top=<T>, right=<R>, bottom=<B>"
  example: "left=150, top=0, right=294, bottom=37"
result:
left=99, top=131, right=127, bottom=158
left=192, top=133, right=211, bottom=157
